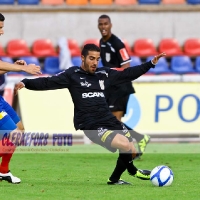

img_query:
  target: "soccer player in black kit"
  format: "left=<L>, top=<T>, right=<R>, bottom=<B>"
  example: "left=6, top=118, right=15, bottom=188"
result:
left=15, top=44, right=166, bottom=185
left=98, top=15, right=150, bottom=158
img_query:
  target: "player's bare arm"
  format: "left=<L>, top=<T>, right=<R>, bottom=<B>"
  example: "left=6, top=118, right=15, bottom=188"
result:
left=0, top=60, right=41, bottom=75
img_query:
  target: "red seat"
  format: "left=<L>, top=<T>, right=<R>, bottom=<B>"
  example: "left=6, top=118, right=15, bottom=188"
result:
left=162, top=0, right=185, bottom=4
left=115, top=0, right=137, bottom=5
left=0, top=43, right=6, bottom=56
left=32, top=39, right=57, bottom=57
left=41, top=0, right=64, bottom=5
left=158, top=38, right=183, bottom=56
left=122, top=39, right=133, bottom=56
left=7, top=39, right=31, bottom=57
left=68, top=39, right=81, bottom=57
left=132, top=39, right=158, bottom=57
left=184, top=38, right=200, bottom=56
left=83, top=39, right=99, bottom=47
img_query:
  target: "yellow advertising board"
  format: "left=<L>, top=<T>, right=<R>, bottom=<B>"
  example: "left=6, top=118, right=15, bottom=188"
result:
left=18, top=82, right=200, bottom=135
left=122, top=82, right=200, bottom=134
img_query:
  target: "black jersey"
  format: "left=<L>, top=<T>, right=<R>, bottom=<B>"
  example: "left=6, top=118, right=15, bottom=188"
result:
left=22, top=61, right=154, bottom=130
left=100, top=34, right=131, bottom=68
left=100, top=34, right=135, bottom=104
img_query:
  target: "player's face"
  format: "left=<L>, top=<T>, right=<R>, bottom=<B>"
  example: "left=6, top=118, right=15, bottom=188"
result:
left=0, top=21, right=4, bottom=36
left=81, top=51, right=100, bottom=74
left=98, top=18, right=112, bottom=38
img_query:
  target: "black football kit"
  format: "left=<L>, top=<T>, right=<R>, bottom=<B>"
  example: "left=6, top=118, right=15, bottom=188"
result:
left=100, top=34, right=134, bottom=113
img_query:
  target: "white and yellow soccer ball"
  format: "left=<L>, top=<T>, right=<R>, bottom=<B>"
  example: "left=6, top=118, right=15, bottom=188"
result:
left=150, top=165, right=174, bottom=187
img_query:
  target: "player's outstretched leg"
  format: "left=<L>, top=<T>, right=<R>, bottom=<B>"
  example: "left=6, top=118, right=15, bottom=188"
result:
left=137, top=134, right=151, bottom=156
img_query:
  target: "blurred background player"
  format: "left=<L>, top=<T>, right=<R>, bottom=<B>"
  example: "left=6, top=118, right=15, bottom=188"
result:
left=0, top=13, right=41, bottom=184
left=98, top=15, right=150, bottom=158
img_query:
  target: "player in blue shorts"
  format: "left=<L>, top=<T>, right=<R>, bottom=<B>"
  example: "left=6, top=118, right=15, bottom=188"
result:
left=0, top=13, right=41, bottom=184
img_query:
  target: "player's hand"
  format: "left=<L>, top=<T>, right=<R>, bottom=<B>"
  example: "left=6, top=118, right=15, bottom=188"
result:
left=25, top=64, right=42, bottom=75
left=15, top=60, right=27, bottom=66
left=14, top=82, right=25, bottom=96
left=152, top=52, right=166, bottom=65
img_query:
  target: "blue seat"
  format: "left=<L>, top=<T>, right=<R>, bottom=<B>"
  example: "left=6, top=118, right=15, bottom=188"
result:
left=171, top=56, right=196, bottom=74
left=195, top=57, right=200, bottom=73
left=98, top=59, right=104, bottom=68
left=19, top=56, right=40, bottom=66
left=146, top=56, right=171, bottom=74
left=187, top=0, right=200, bottom=4
left=72, top=56, right=81, bottom=67
left=138, top=0, right=161, bottom=4
left=0, top=0, right=14, bottom=4
left=18, top=0, right=40, bottom=4
left=0, top=56, right=13, bottom=63
left=130, top=56, right=142, bottom=67
left=0, top=57, right=23, bottom=76
left=43, top=57, right=61, bottom=75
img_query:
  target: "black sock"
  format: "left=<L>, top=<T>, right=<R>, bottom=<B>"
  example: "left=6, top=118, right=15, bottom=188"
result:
left=119, top=150, right=138, bottom=175
left=124, top=124, right=144, bottom=142
left=109, top=155, right=127, bottom=182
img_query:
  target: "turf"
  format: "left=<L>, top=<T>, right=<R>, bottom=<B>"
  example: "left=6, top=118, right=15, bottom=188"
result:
left=0, top=143, right=199, bottom=200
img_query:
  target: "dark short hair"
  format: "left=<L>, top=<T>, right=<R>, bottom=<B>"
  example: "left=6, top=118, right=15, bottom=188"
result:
left=98, top=14, right=111, bottom=22
left=0, top=13, right=5, bottom=22
left=81, top=44, right=100, bottom=57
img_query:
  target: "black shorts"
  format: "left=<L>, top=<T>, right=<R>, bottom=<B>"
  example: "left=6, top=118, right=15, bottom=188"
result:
left=83, top=119, right=133, bottom=153
left=108, top=95, right=129, bottom=114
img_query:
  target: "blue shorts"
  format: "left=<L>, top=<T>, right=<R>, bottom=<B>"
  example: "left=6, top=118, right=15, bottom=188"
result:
left=0, top=97, right=19, bottom=137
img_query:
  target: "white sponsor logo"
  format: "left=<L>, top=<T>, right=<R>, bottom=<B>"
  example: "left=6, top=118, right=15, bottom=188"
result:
left=97, top=128, right=108, bottom=137
left=80, top=81, right=91, bottom=87
left=82, top=92, right=105, bottom=98
left=80, top=77, right=85, bottom=79
left=106, top=53, right=110, bottom=62
left=99, top=80, right=105, bottom=90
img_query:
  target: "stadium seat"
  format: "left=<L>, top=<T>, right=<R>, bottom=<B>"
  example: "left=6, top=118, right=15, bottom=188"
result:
left=0, top=44, right=6, bottom=56
left=41, top=0, right=64, bottom=5
left=0, top=56, right=13, bottom=63
left=18, top=0, right=40, bottom=5
left=98, top=59, right=104, bottom=68
left=195, top=56, right=200, bottom=72
left=130, top=56, right=142, bottom=67
left=115, top=0, right=137, bottom=5
left=158, top=38, right=183, bottom=56
left=19, top=56, right=40, bottom=66
left=7, top=39, right=32, bottom=57
left=0, top=0, right=14, bottom=4
left=68, top=39, right=81, bottom=57
left=187, top=0, right=200, bottom=4
left=122, top=39, right=133, bottom=56
left=32, top=39, right=57, bottom=57
left=138, top=0, right=161, bottom=4
left=90, top=0, right=112, bottom=5
left=146, top=56, right=171, bottom=74
left=66, top=0, right=88, bottom=5
left=183, top=39, right=200, bottom=56
left=171, top=56, right=196, bottom=74
left=43, top=57, right=61, bottom=75
left=72, top=56, right=81, bottom=66
left=162, top=0, right=185, bottom=4
left=83, top=39, right=99, bottom=47
left=132, top=39, right=158, bottom=57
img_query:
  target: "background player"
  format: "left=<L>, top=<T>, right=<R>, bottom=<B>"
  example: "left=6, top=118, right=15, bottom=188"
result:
left=98, top=14, right=150, bottom=158
left=0, top=12, right=41, bottom=184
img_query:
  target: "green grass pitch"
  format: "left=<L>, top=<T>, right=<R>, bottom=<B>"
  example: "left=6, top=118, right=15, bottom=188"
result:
left=0, top=143, right=200, bottom=200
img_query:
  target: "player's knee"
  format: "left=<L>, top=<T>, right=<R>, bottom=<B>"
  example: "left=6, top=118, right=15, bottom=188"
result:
left=116, top=138, right=130, bottom=152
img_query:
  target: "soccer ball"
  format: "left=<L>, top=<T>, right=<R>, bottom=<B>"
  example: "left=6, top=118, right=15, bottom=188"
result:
left=150, top=165, right=174, bottom=187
